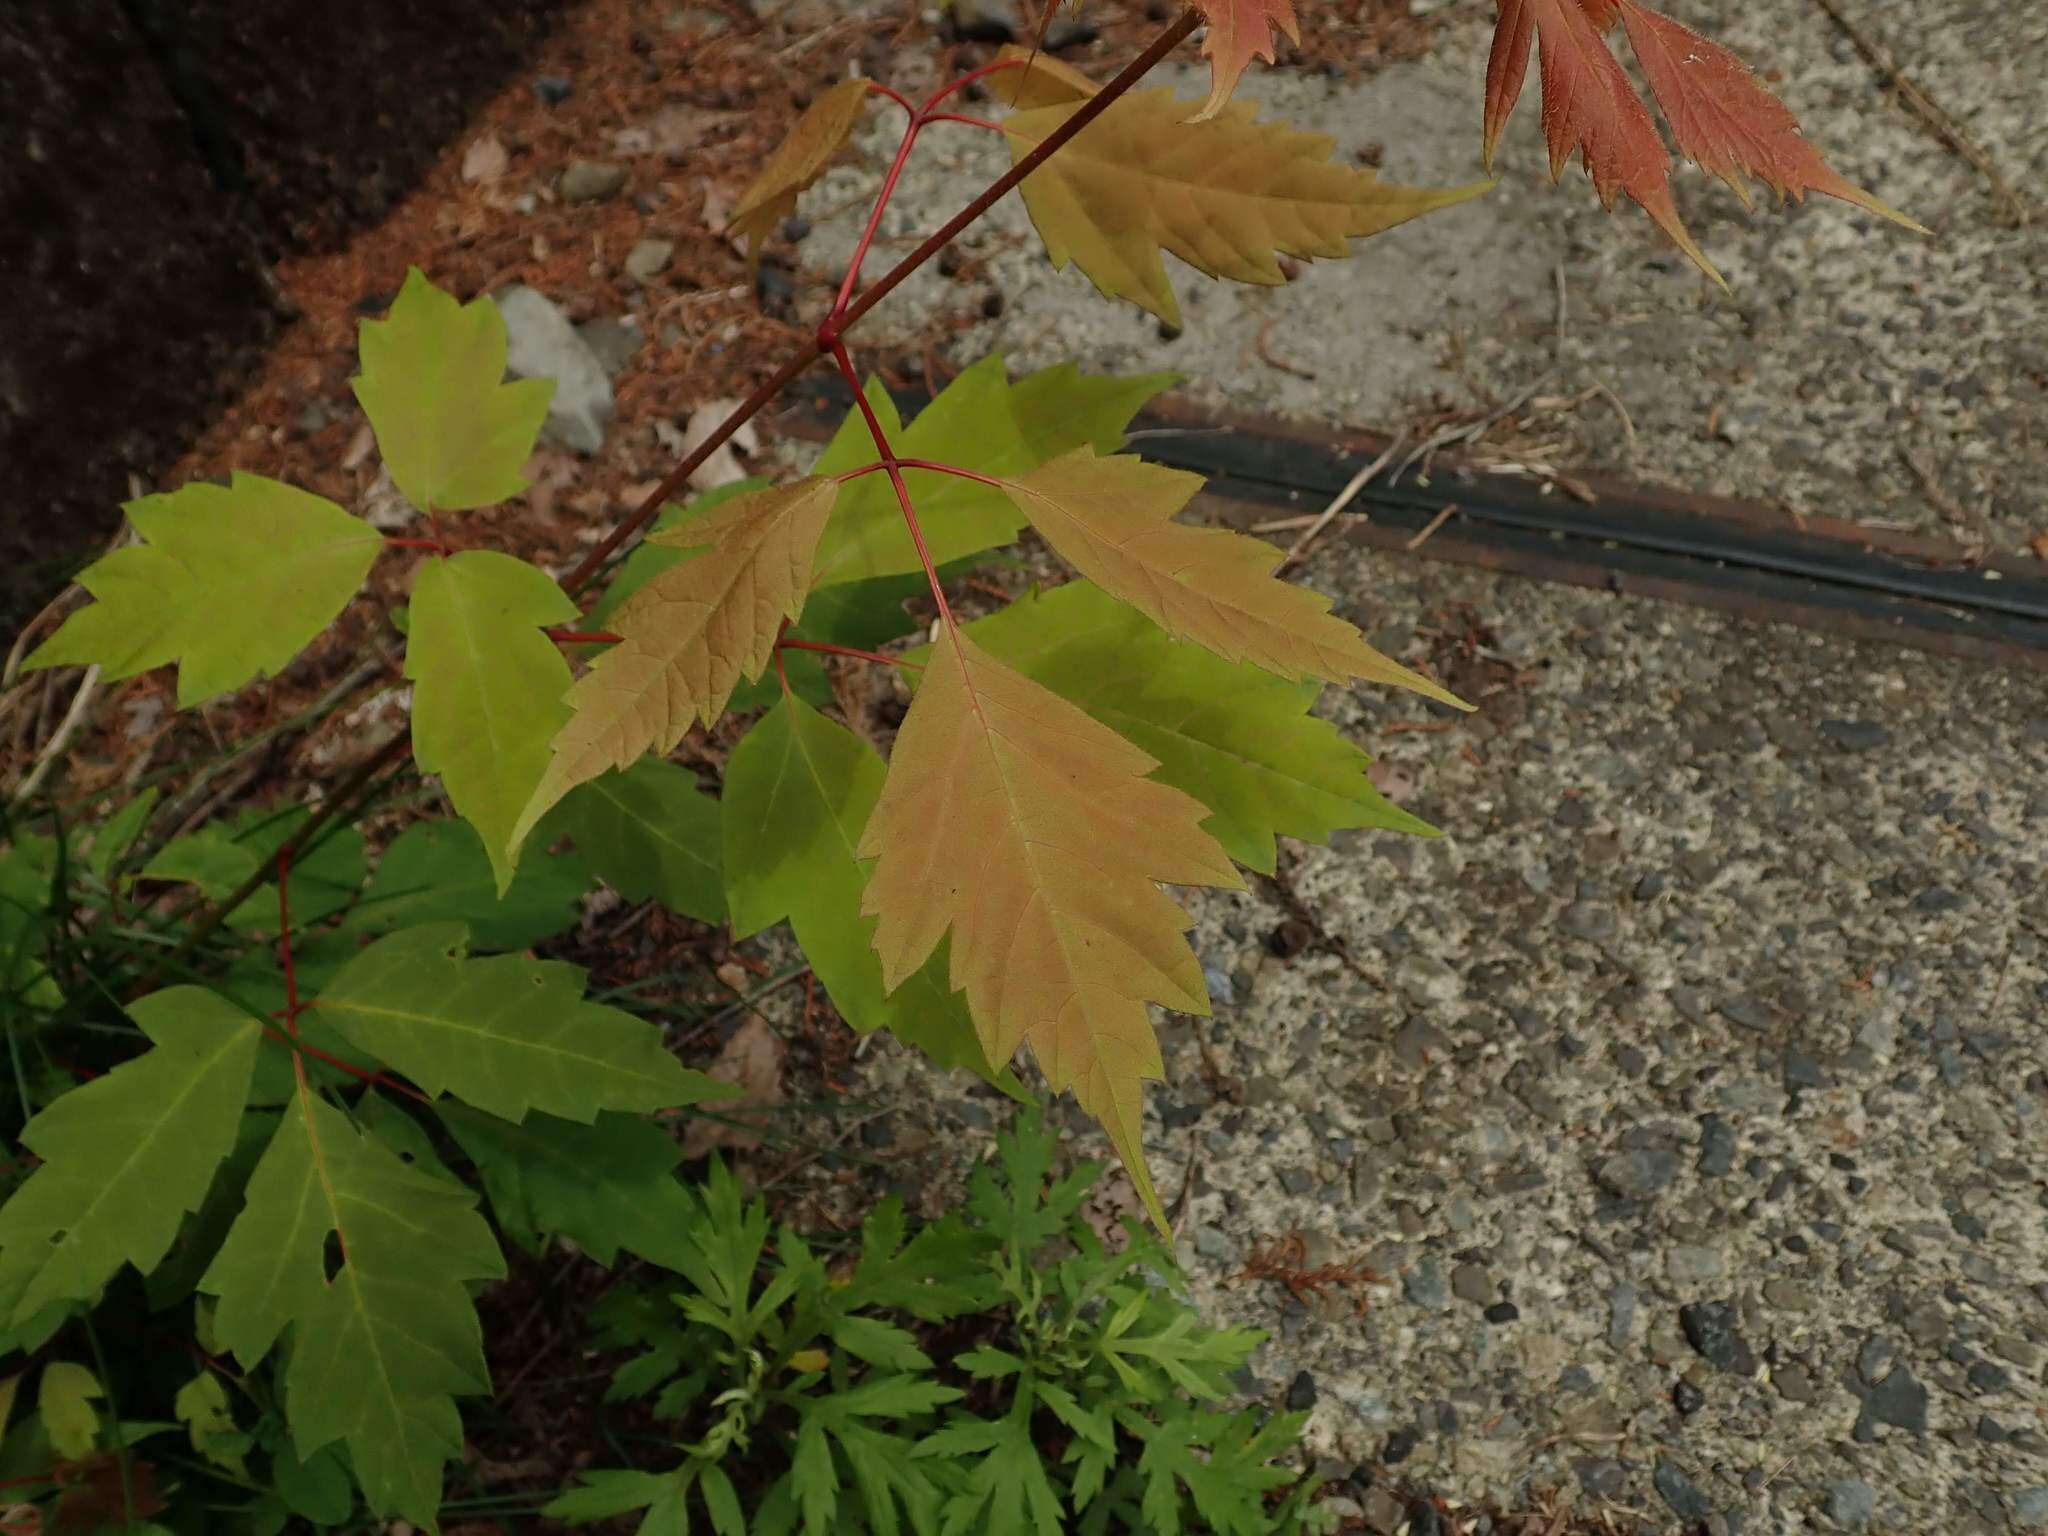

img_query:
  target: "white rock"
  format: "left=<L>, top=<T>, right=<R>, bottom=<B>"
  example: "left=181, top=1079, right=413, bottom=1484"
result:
left=493, top=286, right=614, bottom=454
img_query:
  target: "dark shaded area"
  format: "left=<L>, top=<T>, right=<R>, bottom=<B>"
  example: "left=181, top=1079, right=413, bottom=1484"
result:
left=0, top=0, right=565, bottom=631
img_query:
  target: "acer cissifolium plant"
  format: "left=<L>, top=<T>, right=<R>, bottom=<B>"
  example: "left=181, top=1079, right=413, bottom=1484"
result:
left=1, top=1, right=1911, bottom=1527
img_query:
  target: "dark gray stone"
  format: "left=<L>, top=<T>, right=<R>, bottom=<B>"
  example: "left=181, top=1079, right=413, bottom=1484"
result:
left=1859, top=1365, right=1929, bottom=1436
left=1403, top=1256, right=1449, bottom=1311
left=1698, top=1114, right=1737, bottom=1176
left=1719, top=995, right=1775, bottom=1030
left=1559, top=902, right=1619, bottom=942
left=1654, top=1459, right=1713, bottom=1523
left=1451, top=1263, right=1495, bottom=1306
left=1825, top=1478, right=1876, bottom=1530
left=1597, top=1147, right=1682, bottom=1199
left=1285, top=1370, right=1317, bottom=1411
left=1820, top=719, right=1892, bottom=751
left=1680, top=1300, right=1756, bottom=1374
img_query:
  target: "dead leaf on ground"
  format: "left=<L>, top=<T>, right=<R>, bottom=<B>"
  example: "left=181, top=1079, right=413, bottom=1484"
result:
left=1367, top=757, right=1420, bottom=799
left=681, top=1015, right=786, bottom=1158
left=672, top=399, right=760, bottom=491
left=461, top=133, right=509, bottom=184
left=2030, top=532, right=2048, bottom=561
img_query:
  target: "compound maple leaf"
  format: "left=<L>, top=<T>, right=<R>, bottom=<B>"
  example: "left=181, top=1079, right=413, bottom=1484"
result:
left=1484, top=0, right=1924, bottom=284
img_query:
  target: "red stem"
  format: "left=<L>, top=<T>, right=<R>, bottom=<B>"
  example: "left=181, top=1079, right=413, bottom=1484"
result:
left=922, top=56, right=1028, bottom=113
left=262, top=1022, right=430, bottom=1104
left=837, top=457, right=1002, bottom=489
left=827, top=338, right=955, bottom=628
left=831, top=115, right=929, bottom=318
left=865, top=80, right=917, bottom=114
left=383, top=537, right=449, bottom=553
left=779, top=638, right=922, bottom=669
left=924, top=112, right=1003, bottom=133
left=546, top=628, right=623, bottom=646
left=555, top=10, right=1199, bottom=598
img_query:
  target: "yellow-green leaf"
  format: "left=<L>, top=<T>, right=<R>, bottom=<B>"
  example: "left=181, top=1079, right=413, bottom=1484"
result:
left=0, top=988, right=262, bottom=1326
left=1001, top=447, right=1467, bottom=707
left=175, top=1370, right=251, bottom=1477
left=1002, top=85, right=1489, bottom=326
left=859, top=632, right=1241, bottom=1226
left=24, top=474, right=381, bottom=707
left=350, top=267, right=554, bottom=513
left=556, top=757, right=724, bottom=924
left=37, top=1361, right=101, bottom=1461
left=314, top=923, right=730, bottom=1123
left=201, top=1080, right=502, bottom=1527
left=510, top=477, right=839, bottom=858
left=962, top=581, right=1436, bottom=872
left=809, top=356, right=1174, bottom=588
left=406, top=551, right=579, bottom=891
left=729, top=79, right=871, bottom=268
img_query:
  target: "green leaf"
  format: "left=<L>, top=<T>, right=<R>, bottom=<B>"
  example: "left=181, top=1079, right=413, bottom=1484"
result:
left=351, top=267, right=554, bottom=513
left=961, top=581, right=1434, bottom=872
left=85, top=788, right=159, bottom=884
left=174, top=1371, right=250, bottom=1476
left=440, top=1103, right=711, bottom=1269
left=920, top=1399, right=1064, bottom=1536
left=557, top=758, right=724, bottom=923
left=345, top=817, right=589, bottom=951
left=37, top=1361, right=102, bottom=1461
left=271, top=1442, right=354, bottom=1524
left=0, top=835, right=63, bottom=1012
left=546, top=1469, right=688, bottom=1524
left=25, top=474, right=383, bottom=707
left=1135, top=1407, right=1306, bottom=1536
left=201, top=1084, right=504, bottom=1527
left=140, top=806, right=367, bottom=935
left=0, top=988, right=261, bottom=1325
left=1007, top=361, right=1177, bottom=462
left=722, top=698, right=1010, bottom=1088
left=314, top=923, right=725, bottom=1122
left=833, top=1198, right=998, bottom=1322
left=810, top=357, right=1171, bottom=587
left=826, top=1314, right=929, bottom=1371
left=407, top=550, right=580, bottom=890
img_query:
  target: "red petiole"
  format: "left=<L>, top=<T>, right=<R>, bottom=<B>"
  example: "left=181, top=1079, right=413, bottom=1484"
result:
left=836, top=458, right=1003, bottom=489
left=778, top=637, right=923, bottom=669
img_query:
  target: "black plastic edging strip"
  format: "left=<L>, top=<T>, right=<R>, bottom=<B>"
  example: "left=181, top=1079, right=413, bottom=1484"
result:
left=1138, top=427, right=2048, bottom=625
left=785, top=381, right=2048, bottom=655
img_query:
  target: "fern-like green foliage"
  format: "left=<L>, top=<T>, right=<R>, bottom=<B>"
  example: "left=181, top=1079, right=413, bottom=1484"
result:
left=550, top=1111, right=1329, bottom=1536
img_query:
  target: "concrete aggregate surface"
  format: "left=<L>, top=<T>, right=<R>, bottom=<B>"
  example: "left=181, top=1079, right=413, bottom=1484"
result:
left=807, top=0, right=2048, bottom=554
left=787, top=3, right=2048, bottom=1531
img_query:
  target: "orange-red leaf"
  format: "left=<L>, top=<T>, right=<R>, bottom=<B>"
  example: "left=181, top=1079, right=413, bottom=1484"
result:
left=728, top=79, right=870, bottom=269
left=1189, top=0, right=1300, bottom=121
left=858, top=631, right=1241, bottom=1228
left=1000, top=448, right=1468, bottom=708
left=1483, top=0, right=1921, bottom=283
left=1617, top=3, right=1923, bottom=229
